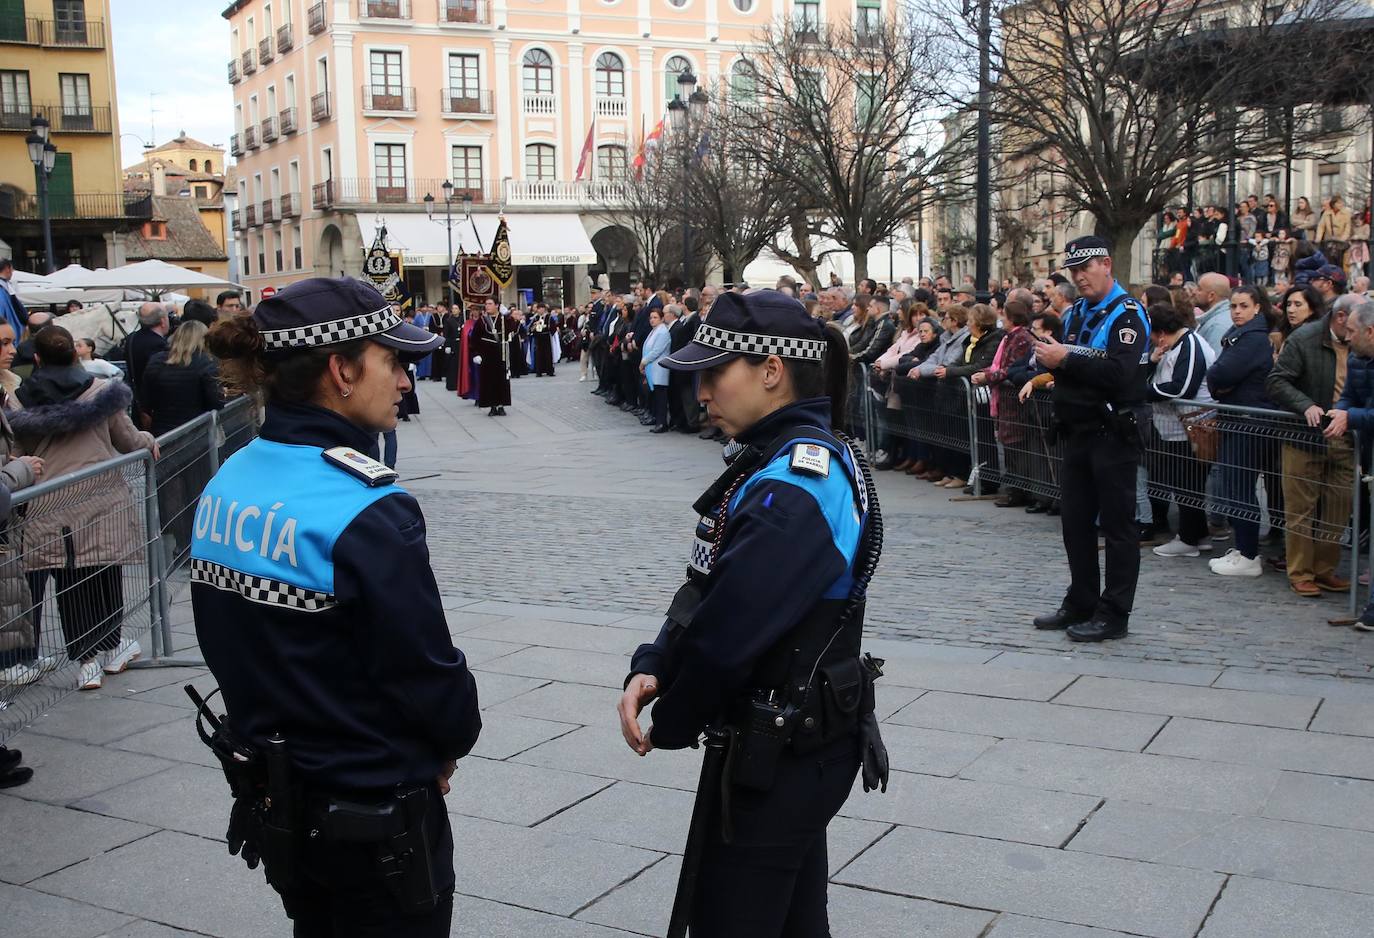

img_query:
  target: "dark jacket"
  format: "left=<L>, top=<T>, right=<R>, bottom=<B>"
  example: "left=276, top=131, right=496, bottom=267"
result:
left=1256, top=210, right=1290, bottom=236
left=140, top=350, right=225, bottom=436
left=895, top=338, right=940, bottom=374
left=945, top=327, right=1005, bottom=380
left=126, top=327, right=169, bottom=413
left=850, top=314, right=895, bottom=365
left=1336, top=353, right=1374, bottom=431
left=191, top=403, right=482, bottom=790
left=1265, top=315, right=1341, bottom=417
left=1206, top=315, right=1274, bottom=408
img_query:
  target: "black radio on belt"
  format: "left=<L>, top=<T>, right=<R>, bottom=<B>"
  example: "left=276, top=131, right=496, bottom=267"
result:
left=730, top=698, right=796, bottom=791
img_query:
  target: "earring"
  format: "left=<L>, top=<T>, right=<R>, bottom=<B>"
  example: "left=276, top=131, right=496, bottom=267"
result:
left=341, top=387, right=352, bottom=398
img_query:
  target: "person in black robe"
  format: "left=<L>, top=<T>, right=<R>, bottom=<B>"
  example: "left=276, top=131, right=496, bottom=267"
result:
left=531, top=307, right=556, bottom=377
left=471, top=298, right=512, bottom=415
left=507, top=309, right=529, bottom=379
left=429, top=303, right=449, bottom=380
left=442, top=311, right=463, bottom=392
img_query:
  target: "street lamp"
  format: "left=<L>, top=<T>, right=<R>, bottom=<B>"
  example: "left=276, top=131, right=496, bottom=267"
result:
left=668, top=68, right=706, bottom=289
left=425, top=179, right=460, bottom=311
left=26, top=113, right=57, bottom=274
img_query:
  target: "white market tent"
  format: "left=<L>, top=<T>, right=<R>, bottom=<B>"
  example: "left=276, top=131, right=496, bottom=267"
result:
left=68, top=259, right=236, bottom=292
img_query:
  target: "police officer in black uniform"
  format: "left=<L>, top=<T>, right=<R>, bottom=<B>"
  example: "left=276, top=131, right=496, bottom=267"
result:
left=1032, top=236, right=1152, bottom=642
left=189, top=277, right=482, bottom=937
left=617, top=290, right=889, bottom=937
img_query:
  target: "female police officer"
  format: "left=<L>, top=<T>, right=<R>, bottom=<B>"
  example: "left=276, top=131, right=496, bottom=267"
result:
left=190, top=277, right=481, bottom=937
left=618, top=289, right=888, bottom=937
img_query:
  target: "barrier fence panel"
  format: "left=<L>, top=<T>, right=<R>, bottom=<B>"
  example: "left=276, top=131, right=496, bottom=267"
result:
left=860, top=375, right=978, bottom=487
left=0, top=397, right=259, bottom=744
left=972, top=386, right=1063, bottom=503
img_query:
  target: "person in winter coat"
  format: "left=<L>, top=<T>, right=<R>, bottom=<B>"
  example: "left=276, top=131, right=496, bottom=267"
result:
left=639, top=306, right=673, bottom=431
left=1327, top=298, right=1374, bottom=628
left=140, top=320, right=224, bottom=437
left=846, top=296, right=894, bottom=440
left=1205, top=286, right=1276, bottom=578
left=974, top=299, right=1037, bottom=507
left=871, top=301, right=929, bottom=469
left=0, top=321, right=47, bottom=689
left=9, top=325, right=156, bottom=691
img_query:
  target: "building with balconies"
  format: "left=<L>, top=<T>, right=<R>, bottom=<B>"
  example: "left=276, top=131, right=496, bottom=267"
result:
left=223, top=0, right=887, bottom=303
left=0, top=0, right=139, bottom=271
left=122, top=132, right=232, bottom=289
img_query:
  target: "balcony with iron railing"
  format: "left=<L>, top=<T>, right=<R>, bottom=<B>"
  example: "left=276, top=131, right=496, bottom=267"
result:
left=230, top=133, right=244, bottom=157
left=258, top=35, right=274, bottom=65
left=308, top=2, right=327, bottom=33
left=242, top=48, right=257, bottom=75
left=306, top=177, right=621, bottom=209
left=362, top=85, right=416, bottom=114
left=523, top=93, right=557, bottom=116
left=441, top=89, right=493, bottom=117
left=279, top=192, right=300, bottom=217
left=260, top=116, right=278, bottom=143
left=261, top=198, right=276, bottom=225
left=228, top=59, right=239, bottom=83
left=279, top=106, right=297, bottom=135
left=310, top=91, right=331, bottom=122
left=277, top=22, right=294, bottom=53
left=230, top=209, right=241, bottom=230
left=439, top=0, right=490, bottom=24
left=363, top=0, right=411, bottom=18
left=244, top=125, right=259, bottom=149
left=0, top=191, right=153, bottom=221
left=312, top=179, right=334, bottom=209
left=36, top=18, right=105, bottom=48
left=595, top=96, right=628, bottom=119
left=244, top=204, right=259, bottom=227
left=0, top=104, right=112, bottom=134
left=0, top=17, right=42, bottom=44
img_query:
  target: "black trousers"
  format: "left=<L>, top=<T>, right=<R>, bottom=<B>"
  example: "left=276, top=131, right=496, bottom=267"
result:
left=29, top=566, right=125, bottom=662
left=690, top=736, right=859, bottom=938
left=283, top=784, right=455, bottom=938
left=651, top=386, right=669, bottom=427
left=1059, top=426, right=1141, bottom=626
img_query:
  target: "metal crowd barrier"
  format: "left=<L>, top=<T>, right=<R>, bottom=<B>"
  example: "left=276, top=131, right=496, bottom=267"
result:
left=854, top=377, right=1364, bottom=615
left=0, top=397, right=258, bottom=744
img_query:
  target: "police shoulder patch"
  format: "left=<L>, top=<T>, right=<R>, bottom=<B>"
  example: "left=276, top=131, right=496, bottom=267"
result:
left=1118, top=327, right=1138, bottom=345
left=789, top=442, right=831, bottom=478
left=321, top=446, right=399, bottom=487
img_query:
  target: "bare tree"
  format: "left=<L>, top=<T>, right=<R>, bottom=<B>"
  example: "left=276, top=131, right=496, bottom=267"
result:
left=922, top=0, right=1374, bottom=282
left=589, top=139, right=681, bottom=287
left=733, top=14, right=960, bottom=281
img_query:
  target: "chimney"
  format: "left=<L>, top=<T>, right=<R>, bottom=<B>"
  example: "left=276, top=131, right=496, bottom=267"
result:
left=152, top=161, right=166, bottom=197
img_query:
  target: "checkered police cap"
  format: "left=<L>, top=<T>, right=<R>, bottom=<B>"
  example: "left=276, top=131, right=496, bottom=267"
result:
left=251, top=277, right=442, bottom=359
left=662, top=289, right=829, bottom=371
left=1063, top=236, right=1111, bottom=268
left=694, top=322, right=827, bottom=361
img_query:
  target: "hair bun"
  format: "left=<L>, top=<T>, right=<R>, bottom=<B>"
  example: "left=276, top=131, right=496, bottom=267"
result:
left=207, top=317, right=265, bottom=360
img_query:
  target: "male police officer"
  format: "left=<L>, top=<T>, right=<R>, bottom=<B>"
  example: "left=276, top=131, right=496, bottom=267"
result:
left=1032, top=236, right=1151, bottom=642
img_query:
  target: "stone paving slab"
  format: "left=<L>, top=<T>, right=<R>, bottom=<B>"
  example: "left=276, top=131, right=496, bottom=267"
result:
left=875, top=659, right=1077, bottom=701
left=468, top=711, right=581, bottom=760
left=1259, top=770, right=1374, bottom=832
left=961, top=738, right=1286, bottom=815
left=537, top=780, right=695, bottom=854
left=464, top=617, right=655, bottom=657
left=0, top=881, right=133, bottom=938
left=986, top=915, right=1141, bottom=937
left=887, top=690, right=1168, bottom=751
left=70, top=763, right=232, bottom=842
left=982, top=652, right=1220, bottom=687
left=23, top=692, right=187, bottom=746
left=0, top=794, right=153, bottom=885
left=1307, top=696, right=1374, bottom=737
left=510, top=724, right=704, bottom=792
left=837, top=770, right=1099, bottom=847
left=108, top=717, right=218, bottom=769
left=1197, top=876, right=1374, bottom=937
left=448, top=756, right=612, bottom=826
left=451, top=815, right=661, bottom=917
left=487, top=679, right=621, bottom=727
left=28, top=829, right=288, bottom=938
left=477, top=645, right=631, bottom=689
left=1067, top=799, right=1374, bottom=896
left=454, top=894, right=640, bottom=938
left=871, top=723, right=997, bottom=777
left=836, top=826, right=1225, bottom=938
left=464, top=670, right=549, bottom=707
left=1054, top=675, right=1321, bottom=729
left=1147, top=717, right=1374, bottom=779
left=6, top=735, right=176, bottom=806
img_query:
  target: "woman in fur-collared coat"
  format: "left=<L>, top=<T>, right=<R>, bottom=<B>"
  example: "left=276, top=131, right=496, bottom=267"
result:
left=9, top=325, right=154, bottom=691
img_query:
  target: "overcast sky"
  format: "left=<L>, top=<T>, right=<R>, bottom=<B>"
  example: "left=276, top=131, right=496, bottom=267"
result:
left=111, top=0, right=234, bottom=168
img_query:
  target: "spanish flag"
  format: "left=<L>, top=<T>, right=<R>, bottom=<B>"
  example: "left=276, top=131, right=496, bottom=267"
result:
left=631, top=118, right=666, bottom=178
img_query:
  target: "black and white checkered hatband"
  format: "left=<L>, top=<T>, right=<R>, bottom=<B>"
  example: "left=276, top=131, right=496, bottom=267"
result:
left=1064, top=245, right=1110, bottom=266
left=694, top=323, right=826, bottom=361
left=259, top=305, right=401, bottom=350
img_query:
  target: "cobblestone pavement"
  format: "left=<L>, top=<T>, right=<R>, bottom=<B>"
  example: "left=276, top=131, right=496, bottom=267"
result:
left=8, top=371, right=1374, bottom=938
left=411, top=372, right=1374, bottom=681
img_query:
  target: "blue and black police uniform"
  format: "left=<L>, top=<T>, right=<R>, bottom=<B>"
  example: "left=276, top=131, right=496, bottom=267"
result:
left=190, top=278, right=481, bottom=937
left=1034, top=237, right=1151, bottom=642
left=628, top=290, right=887, bottom=937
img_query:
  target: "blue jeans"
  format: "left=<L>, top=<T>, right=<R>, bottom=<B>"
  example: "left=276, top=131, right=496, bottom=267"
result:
left=1219, top=430, right=1261, bottom=558
left=380, top=430, right=397, bottom=469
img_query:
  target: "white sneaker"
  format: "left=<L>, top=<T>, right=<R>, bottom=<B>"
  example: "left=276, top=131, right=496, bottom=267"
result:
left=1209, top=548, right=1262, bottom=577
left=78, top=660, right=103, bottom=690
left=0, top=663, right=43, bottom=686
left=578, top=375, right=587, bottom=382
left=1153, top=536, right=1200, bottom=558
left=101, top=640, right=141, bottom=675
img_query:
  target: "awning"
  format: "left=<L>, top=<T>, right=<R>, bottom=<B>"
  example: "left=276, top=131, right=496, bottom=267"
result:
left=364, top=213, right=598, bottom=268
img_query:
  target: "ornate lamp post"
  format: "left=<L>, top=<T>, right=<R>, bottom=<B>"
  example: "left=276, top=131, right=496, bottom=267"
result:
left=25, top=113, right=57, bottom=274
left=667, top=69, right=708, bottom=289
left=425, top=179, right=459, bottom=310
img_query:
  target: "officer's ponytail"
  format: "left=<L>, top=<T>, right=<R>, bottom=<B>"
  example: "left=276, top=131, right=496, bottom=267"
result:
left=209, top=317, right=368, bottom=405
left=780, top=322, right=851, bottom=433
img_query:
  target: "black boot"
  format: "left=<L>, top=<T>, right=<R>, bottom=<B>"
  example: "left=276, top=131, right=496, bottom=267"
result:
left=488, top=406, right=499, bottom=417
left=1033, top=607, right=1088, bottom=631
left=1067, top=620, right=1129, bottom=642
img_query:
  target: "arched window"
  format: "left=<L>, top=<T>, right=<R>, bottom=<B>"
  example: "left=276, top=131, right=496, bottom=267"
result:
left=204, top=159, right=213, bottom=173
left=730, top=60, right=756, bottom=100
left=522, top=48, right=554, bottom=95
left=595, top=52, right=625, bottom=98
left=596, top=144, right=627, bottom=179
left=664, top=55, right=692, bottom=103
left=188, top=158, right=198, bottom=171
left=525, top=143, right=556, bottom=181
